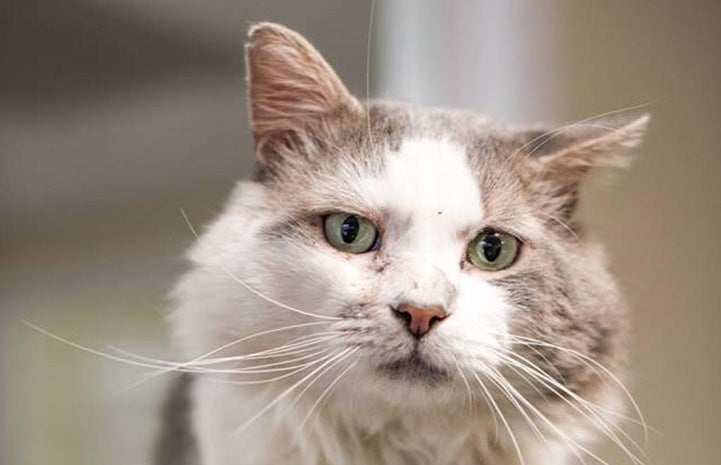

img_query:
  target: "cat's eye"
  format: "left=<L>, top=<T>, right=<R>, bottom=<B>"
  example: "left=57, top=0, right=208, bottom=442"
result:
left=467, top=229, right=520, bottom=271
left=323, top=213, right=378, bottom=254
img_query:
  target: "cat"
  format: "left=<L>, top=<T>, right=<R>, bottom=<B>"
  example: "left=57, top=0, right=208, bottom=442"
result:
left=155, top=22, right=649, bottom=465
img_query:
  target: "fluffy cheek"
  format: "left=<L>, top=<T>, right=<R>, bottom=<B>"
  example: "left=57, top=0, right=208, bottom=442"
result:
left=430, top=273, right=512, bottom=371
left=261, top=239, right=374, bottom=318
left=179, top=235, right=373, bottom=360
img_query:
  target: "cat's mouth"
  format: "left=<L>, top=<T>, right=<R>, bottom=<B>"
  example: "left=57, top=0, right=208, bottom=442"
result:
left=378, top=351, right=448, bottom=383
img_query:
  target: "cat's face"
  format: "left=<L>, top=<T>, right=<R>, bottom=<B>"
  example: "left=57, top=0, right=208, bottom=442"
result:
left=256, top=130, right=514, bottom=393
left=172, top=23, right=647, bottom=417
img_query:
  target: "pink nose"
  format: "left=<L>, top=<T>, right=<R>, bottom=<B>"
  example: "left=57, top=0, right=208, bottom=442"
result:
left=393, top=303, right=447, bottom=338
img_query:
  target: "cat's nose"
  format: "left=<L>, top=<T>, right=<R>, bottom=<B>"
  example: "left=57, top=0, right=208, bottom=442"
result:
left=392, top=303, right=447, bottom=338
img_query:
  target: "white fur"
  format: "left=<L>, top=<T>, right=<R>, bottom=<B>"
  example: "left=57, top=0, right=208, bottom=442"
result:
left=170, top=137, right=585, bottom=465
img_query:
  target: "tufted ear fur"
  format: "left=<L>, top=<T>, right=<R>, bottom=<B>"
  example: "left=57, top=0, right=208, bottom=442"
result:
left=521, top=113, right=650, bottom=220
left=245, top=23, right=362, bottom=167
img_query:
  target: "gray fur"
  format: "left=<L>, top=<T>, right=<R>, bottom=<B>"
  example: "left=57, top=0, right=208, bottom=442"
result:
left=154, top=374, right=198, bottom=465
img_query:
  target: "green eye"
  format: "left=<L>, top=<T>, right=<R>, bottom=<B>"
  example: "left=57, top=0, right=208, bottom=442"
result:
left=467, top=230, right=520, bottom=271
left=323, top=213, right=378, bottom=254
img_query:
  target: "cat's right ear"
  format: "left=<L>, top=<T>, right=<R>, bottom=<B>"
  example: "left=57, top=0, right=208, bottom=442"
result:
left=245, top=23, right=362, bottom=167
left=519, top=112, right=650, bottom=220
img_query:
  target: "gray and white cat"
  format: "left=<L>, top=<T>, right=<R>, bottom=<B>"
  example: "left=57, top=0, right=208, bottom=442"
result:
left=155, top=23, right=648, bottom=465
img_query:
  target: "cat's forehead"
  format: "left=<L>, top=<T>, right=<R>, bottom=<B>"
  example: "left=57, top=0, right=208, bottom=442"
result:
left=362, top=137, right=483, bottom=230
left=262, top=102, right=533, bottom=231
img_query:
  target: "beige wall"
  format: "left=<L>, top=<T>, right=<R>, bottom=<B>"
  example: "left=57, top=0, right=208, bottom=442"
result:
left=1, top=1, right=719, bottom=464
left=564, top=2, right=721, bottom=464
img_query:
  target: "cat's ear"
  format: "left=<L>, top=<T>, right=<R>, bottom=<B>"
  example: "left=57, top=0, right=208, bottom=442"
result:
left=245, top=23, right=362, bottom=166
left=521, top=113, right=650, bottom=219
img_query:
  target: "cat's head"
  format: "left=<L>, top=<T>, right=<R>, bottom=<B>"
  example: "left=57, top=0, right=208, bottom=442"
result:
left=172, top=23, right=647, bottom=418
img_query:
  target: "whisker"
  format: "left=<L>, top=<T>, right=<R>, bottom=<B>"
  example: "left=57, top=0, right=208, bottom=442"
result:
left=504, top=349, right=638, bottom=428
left=216, top=367, right=311, bottom=386
left=207, top=354, right=339, bottom=387
left=365, top=0, right=377, bottom=150
left=490, top=351, right=640, bottom=465
left=472, top=372, right=526, bottom=465
left=503, top=102, right=653, bottom=172
left=495, top=355, right=552, bottom=406
left=533, top=210, right=581, bottom=242
left=476, top=376, right=501, bottom=444
left=234, top=347, right=356, bottom=435
left=457, top=366, right=475, bottom=410
left=448, top=352, right=474, bottom=409
left=505, top=334, right=649, bottom=444
left=112, top=346, right=340, bottom=396
left=122, top=336, right=342, bottom=391
left=115, top=324, right=340, bottom=389
left=199, top=333, right=342, bottom=364
left=296, top=357, right=359, bottom=434
left=484, top=367, right=549, bottom=447
left=107, top=345, right=330, bottom=375
left=287, top=348, right=358, bottom=413
left=220, top=348, right=335, bottom=371
left=24, top=321, right=195, bottom=372
left=491, top=366, right=593, bottom=465
left=499, top=350, right=648, bottom=464
left=198, top=350, right=338, bottom=376
left=110, top=323, right=336, bottom=370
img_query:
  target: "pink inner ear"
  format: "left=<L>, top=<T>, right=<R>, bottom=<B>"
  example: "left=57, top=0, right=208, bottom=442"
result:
left=526, top=113, right=649, bottom=177
left=245, top=23, right=361, bottom=144
left=513, top=113, right=648, bottom=222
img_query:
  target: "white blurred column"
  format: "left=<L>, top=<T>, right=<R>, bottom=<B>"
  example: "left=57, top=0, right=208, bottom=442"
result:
left=372, top=0, right=568, bottom=123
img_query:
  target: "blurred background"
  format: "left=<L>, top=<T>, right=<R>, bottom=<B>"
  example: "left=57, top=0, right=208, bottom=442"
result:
left=1, top=1, right=719, bottom=464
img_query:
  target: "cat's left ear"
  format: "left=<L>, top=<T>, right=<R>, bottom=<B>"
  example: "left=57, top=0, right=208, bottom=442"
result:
left=245, top=23, right=362, bottom=167
left=521, top=113, right=650, bottom=219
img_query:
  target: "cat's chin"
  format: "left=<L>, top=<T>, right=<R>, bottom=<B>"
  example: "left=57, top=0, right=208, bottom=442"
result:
left=377, top=351, right=449, bottom=385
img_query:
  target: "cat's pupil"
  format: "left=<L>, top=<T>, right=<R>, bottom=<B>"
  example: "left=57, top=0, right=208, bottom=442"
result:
left=481, top=234, right=502, bottom=262
left=340, top=215, right=360, bottom=243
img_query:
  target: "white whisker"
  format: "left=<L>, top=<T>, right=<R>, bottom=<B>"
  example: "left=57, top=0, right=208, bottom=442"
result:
left=499, top=350, right=648, bottom=464
left=116, top=324, right=339, bottom=389
left=234, top=348, right=356, bottom=435
left=490, top=355, right=627, bottom=465
left=506, top=334, right=649, bottom=444
left=24, top=321, right=191, bottom=372
left=211, top=356, right=335, bottom=387
left=296, top=357, right=359, bottom=434
left=365, top=0, right=376, bottom=150
left=199, top=333, right=342, bottom=364
left=286, top=348, right=358, bottom=421
left=472, top=372, right=526, bottom=465
left=448, top=352, right=474, bottom=409
left=484, top=368, right=548, bottom=446
left=502, top=102, right=653, bottom=174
